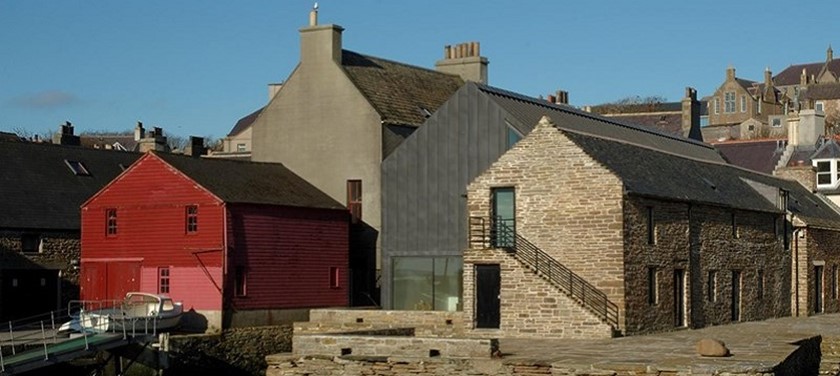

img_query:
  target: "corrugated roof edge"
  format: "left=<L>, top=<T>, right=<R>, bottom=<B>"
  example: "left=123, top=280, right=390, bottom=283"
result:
left=476, top=83, right=716, bottom=151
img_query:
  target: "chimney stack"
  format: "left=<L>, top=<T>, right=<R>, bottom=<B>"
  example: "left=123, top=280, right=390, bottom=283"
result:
left=299, top=4, right=343, bottom=65
left=828, top=45, right=834, bottom=62
left=52, top=121, right=80, bottom=146
left=137, top=125, right=170, bottom=153
left=435, top=41, right=489, bottom=84
left=556, top=90, right=569, bottom=105
left=134, top=121, right=145, bottom=141
left=726, top=65, right=736, bottom=81
left=185, top=136, right=206, bottom=158
left=681, top=87, right=702, bottom=141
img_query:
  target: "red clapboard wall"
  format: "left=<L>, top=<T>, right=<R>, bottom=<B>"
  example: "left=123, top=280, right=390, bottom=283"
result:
left=81, top=154, right=224, bottom=312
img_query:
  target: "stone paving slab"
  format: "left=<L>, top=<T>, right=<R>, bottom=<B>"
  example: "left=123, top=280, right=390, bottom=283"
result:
left=498, top=314, right=840, bottom=373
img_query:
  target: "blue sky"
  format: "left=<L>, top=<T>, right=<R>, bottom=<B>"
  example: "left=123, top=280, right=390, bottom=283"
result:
left=2, top=0, right=836, bottom=140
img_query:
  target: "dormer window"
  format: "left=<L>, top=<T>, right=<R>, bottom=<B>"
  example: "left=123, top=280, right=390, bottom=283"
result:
left=814, top=159, right=840, bottom=188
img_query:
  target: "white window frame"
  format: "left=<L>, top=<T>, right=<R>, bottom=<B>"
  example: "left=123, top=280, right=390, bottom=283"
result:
left=724, top=92, right=736, bottom=113
left=740, top=95, right=747, bottom=113
left=236, top=143, right=246, bottom=152
left=814, top=159, right=840, bottom=188
left=714, top=98, right=720, bottom=114
left=816, top=101, right=825, bottom=113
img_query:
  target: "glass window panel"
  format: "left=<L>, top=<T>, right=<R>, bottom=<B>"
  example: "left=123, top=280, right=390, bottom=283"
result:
left=433, top=257, right=463, bottom=311
left=392, top=257, right=434, bottom=310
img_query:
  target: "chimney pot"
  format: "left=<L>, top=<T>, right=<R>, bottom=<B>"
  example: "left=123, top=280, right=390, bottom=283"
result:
left=309, top=3, right=318, bottom=26
left=547, top=95, right=556, bottom=104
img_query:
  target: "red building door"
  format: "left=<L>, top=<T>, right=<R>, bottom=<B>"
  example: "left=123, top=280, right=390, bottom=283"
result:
left=81, top=261, right=140, bottom=302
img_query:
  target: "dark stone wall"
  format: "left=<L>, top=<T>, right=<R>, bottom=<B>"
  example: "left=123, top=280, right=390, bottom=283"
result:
left=168, top=325, right=292, bottom=376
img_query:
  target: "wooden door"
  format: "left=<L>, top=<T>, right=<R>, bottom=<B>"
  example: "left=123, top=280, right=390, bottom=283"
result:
left=107, top=262, right=140, bottom=300
left=81, top=262, right=107, bottom=301
left=475, top=264, right=501, bottom=329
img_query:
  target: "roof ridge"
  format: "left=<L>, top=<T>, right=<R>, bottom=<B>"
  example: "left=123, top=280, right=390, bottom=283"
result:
left=342, top=49, right=462, bottom=79
left=0, top=138, right=144, bottom=156
left=476, top=83, right=715, bottom=150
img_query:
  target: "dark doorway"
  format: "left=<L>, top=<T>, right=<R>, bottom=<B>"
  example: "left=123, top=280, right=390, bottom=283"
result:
left=490, top=187, right=515, bottom=248
left=815, top=265, right=824, bottom=314
left=673, top=269, right=685, bottom=327
left=1, top=269, right=59, bottom=321
left=731, top=270, right=741, bottom=321
left=475, top=264, right=501, bottom=329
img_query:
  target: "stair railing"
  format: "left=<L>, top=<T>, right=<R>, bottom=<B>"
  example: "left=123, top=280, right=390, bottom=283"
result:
left=469, top=216, right=619, bottom=328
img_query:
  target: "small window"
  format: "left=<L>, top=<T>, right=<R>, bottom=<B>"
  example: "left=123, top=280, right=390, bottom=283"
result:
left=158, top=267, right=170, bottom=294
left=21, top=234, right=41, bottom=253
left=832, top=265, right=838, bottom=300
left=700, top=116, right=709, bottom=127
left=714, top=98, right=720, bottom=114
left=724, top=92, right=736, bottom=113
left=757, top=269, right=764, bottom=300
left=731, top=212, right=739, bottom=238
left=40, top=278, right=47, bottom=287
left=186, top=205, right=198, bottom=233
left=236, top=143, right=246, bottom=152
left=329, top=267, right=340, bottom=289
left=816, top=101, right=825, bottom=113
left=106, top=209, right=118, bottom=236
left=235, top=266, right=247, bottom=297
left=647, top=267, right=658, bottom=305
left=506, top=125, right=523, bottom=150
left=64, top=160, right=90, bottom=176
left=646, top=206, right=656, bottom=245
left=771, top=118, right=782, bottom=128
left=816, top=161, right=832, bottom=186
left=740, top=95, right=747, bottom=113
left=347, top=180, right=362, bottom=224
left=707, top=270, right=717, bottom=302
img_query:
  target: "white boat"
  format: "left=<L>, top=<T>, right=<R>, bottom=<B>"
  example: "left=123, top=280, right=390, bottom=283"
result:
left=60, top=292, right=183, bottom=334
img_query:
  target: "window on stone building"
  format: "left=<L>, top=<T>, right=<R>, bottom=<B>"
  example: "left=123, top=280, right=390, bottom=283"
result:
left=731, top=212, right=740, bottom=239
left=506, top=123, right=523, bottom=150
left=832, top=266, right=838, bottom=300
left=771, top=118, right=782, bottom=128
left=647, top=267, right=658, bottom=305
left=707, top=270, right=717, bottom=302
left=646, top=206, right=656, bottom=245
left=347, top=180, right=362, bottom=224
left=158, top=267, right=170, bottom=294
left=185, top=205, right=198, bottom=233
left=740, top=95, right=747, bottom=113
left=236, top=143, right=246, bottom=152
left=21, top=234, right=41, bottom=253
left=816, top=101, right=825, bottom=113
left=757, top=269, right=765, bottom=300
left=714, top=98, right=720, bottom=114
left=106, top=209, right=118, bottom=236
left=724, top=92, right=736, bottom=113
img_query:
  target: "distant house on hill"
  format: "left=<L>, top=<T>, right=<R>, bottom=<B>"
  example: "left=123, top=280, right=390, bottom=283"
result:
left=701, top=67, right=787, bottom=142
left=0, top=138, right=140, bottom=321
left=81, top=152, right=349, bottom=331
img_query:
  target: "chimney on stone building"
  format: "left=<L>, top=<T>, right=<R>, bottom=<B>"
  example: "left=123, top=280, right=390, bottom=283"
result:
left=134, top=121, right=145, bottom=141
left=787, top=109, right=826, bottom=148
left=435, top=42, right=489, bottom=84
left=828, top=45, right=834, bottom=62
left=763, top=67, right=776, bottom=102
left=681, top=87, right=702, bottom=141
left=726, top=65, right=736, bottom=81
left=184, top=136, right=206, bottom=158
left=137, top=125, right=170, bottom=153
left=299, top=4, right=343, bottom=65
left=52, top=121, right=80, bottom=146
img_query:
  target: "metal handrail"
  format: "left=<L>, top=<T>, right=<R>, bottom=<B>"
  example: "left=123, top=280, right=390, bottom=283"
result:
left=469, top=216, right=620, bottom=328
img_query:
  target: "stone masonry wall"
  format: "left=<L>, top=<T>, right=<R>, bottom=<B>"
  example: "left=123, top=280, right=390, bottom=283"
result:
left=774, top=166, right=815, bottom=192
left=0, top=230, right=81, bottom=309
left=797, top=227, right=840, bottom=316
left=293, top=335, right=498, bottom=358
left=169, top=325, right=293, bottom=376
left=624, top=198, right=789, bottom=335
left=463, top=247, right=613, bottom=338
left=465, top=119, right=626, bottom=331
left=298, top=309, right=468, bottom=337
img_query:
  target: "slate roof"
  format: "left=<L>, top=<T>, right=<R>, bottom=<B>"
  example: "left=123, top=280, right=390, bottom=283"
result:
left=153, top=153, right=345, bottom=210
left=812, top=139, right=840, bottom=160
left=0, top=131, right=20, bottom=142
left=562, top=130, right=840, bottom=229
left=0, top=140, right=141, bottom=230
left=589, top=101, right=682, bottom=114
left=341, top=50, right=464, bottom=127
left=228, top=107, right=263, bottom=137
left=476, top=84, right=725, bottom=163
left=600, top=113, right=683, bottom=138
left=713, top=139, right=786, bottom=174
left=805, top=83, right=840, bottom=100
left=775, top=59, right=840, bottom=86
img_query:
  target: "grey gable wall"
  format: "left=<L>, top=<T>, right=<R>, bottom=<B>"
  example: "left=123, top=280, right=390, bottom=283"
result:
left=381, top=83, right=531, bottom=308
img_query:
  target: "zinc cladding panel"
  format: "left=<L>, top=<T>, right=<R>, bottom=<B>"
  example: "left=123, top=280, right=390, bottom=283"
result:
left=382, top=83, right=516, bottom=262
left=228, top=204, right=348, bottom=309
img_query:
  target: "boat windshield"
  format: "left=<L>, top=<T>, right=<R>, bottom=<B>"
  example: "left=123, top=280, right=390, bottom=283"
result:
left=161, top=299, right=175, bottom=311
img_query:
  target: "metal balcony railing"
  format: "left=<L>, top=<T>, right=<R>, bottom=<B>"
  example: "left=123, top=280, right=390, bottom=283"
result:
left=469, top=216, right=619, bottom=329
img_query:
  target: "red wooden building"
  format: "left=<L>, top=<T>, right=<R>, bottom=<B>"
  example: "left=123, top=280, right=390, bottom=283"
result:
left=81, top=152, right=349, bottom=331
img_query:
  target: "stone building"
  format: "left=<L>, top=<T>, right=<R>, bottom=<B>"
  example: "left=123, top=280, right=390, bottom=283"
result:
left=702, top=66, right=787, bottom=141
left=586, top=87, right=704, bottom=141
left=0, top=137, right=140, bottom=321
left=462, top=116, right=840, bottom=338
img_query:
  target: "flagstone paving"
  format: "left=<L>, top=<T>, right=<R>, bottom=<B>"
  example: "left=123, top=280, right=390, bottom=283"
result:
left=498, top=314, right=840, bottom=374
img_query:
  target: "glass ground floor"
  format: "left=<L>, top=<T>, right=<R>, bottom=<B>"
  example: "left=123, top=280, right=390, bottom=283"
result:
left=391, top=256, right=463, bottom=311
